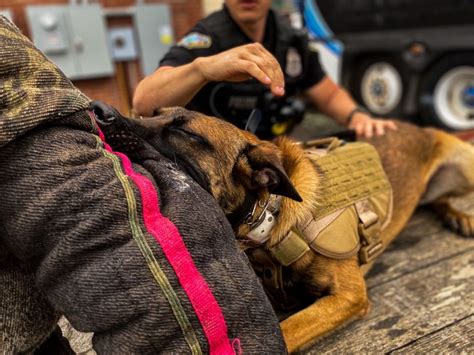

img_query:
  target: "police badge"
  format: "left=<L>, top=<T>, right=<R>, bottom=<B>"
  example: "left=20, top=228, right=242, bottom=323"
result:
left=285, top=47, right=303, bottom=78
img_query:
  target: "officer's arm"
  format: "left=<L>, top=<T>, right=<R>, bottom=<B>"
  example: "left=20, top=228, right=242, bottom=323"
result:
left=306, top=76, right=397, bottom=137
left=133, top=63, right=207, bottom=117
left=306, top=76, right=359, bottom=125
left=133, top=44, right=285, bottom=117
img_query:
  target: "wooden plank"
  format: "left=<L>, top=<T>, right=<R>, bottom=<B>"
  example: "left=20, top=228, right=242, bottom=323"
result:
left=305, top=252, right=474, bottom=354
left=390, top=315, right=474, bottom=354
left=366, top=208, right=473, bottom=288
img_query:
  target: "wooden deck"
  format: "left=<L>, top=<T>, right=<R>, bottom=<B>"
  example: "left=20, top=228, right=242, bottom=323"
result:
left=304, top=194, right=474, bottom=354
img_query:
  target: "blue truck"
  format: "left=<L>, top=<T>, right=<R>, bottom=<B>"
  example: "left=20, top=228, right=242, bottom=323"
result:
left=303, top=0, right=474, bottom=131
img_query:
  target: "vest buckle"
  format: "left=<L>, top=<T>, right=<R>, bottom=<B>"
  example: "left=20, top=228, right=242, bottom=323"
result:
left=359, top=239, right=383, bottom=264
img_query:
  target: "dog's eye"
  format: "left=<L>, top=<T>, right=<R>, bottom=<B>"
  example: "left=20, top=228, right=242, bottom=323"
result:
left=166, top=116, right=191, bottom=136
left=167, top=123, right=211, bottom=148
left=169, top=115, right=187, bottom=127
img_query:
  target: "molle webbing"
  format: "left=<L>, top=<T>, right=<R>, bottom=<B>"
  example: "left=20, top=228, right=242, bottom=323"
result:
left=0, top=16, right=90, bottom=148
left=308, top=142, right=392, bottom=219
left=268, top=141, right=392, bottom=264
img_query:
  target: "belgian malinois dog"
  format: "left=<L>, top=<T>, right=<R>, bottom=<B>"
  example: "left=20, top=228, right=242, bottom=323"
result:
left=95, top=104, right=474, bottom=353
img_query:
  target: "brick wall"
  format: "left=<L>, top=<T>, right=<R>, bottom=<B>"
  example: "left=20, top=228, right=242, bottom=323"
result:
left=2, top=0, right=203, bottom=114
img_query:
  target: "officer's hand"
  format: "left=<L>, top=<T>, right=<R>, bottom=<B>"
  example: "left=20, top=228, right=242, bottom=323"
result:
left=349, top=113, right=398, bottom=138
left=194, top=43, right=285, bottom=97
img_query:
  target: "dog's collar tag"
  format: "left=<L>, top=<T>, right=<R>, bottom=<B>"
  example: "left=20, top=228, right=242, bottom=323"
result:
left=246, top=209, right=277, bottom=244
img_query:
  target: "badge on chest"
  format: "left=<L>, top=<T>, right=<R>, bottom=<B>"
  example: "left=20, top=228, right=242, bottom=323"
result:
left=285, top=47, right=302, bottom=78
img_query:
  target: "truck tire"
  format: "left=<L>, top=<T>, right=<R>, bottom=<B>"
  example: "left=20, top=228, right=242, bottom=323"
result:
left=419, top=53, right=474, bottom=130
left=350, top=57, right=405, bottom=117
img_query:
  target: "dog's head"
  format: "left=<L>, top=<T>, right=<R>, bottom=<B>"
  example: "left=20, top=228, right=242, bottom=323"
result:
left=121, top=107, right=302, bottom=224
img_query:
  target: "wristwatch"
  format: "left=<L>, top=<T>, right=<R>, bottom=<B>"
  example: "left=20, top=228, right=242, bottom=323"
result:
left=346, top=107, right=370, bottom=125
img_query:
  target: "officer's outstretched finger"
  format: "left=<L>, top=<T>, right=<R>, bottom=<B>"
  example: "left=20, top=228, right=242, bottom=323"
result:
left=241, top=43, right=285, bottom=90
left=240, top=60, right=285, bottom=96
left=242, top=53, right=285, bottom=96
left=353, top=123, right=365, bottom=138
left=251, top=44, right=285, bottom=89
left=364, top=122, right=374, bottom=138
left=375, top=122, right=385, bottom=136
left=237, top=60, right=274, bottom=87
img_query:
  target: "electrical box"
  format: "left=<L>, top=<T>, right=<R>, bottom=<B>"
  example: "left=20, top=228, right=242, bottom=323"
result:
left=108, top=27, right=138, bottom=61
left=26, top=4, right=114, bottom=80
left=134, top=4, right=174, bottom=76
left=0, top=9, right=13, bottom=21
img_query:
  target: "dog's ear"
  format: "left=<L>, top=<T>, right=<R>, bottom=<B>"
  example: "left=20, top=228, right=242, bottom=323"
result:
left=252, top=166, right=302, bottom=202
left=242, top=144, right=302, bottom=202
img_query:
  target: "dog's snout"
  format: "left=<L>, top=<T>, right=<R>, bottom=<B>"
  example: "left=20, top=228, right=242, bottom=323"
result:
left=90, top=100, right=120, bottom=127
left=95, top=113, right=116, bottom=127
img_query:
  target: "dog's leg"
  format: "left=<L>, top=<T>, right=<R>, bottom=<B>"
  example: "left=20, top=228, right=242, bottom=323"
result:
left=421, top=130, right=474, bottom=237
left=280, top=256, right=369, bottom=353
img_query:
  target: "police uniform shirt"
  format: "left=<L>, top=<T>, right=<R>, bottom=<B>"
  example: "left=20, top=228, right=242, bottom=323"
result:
left=159, top=6, right=326, bottom=136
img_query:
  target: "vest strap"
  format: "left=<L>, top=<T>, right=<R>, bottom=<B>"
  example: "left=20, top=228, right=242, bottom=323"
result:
left=269, top=230, right=310, bottom=267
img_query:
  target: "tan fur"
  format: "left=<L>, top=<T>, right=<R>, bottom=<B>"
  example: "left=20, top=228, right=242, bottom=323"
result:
left=269, top=137, right=321, bottom=246
left=127, top=108, right=474, bottom=353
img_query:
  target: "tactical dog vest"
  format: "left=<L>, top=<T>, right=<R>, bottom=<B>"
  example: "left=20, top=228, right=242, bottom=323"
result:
left=275, top=139, right=392, bottom=262
left=245, top=139, right=393, bottom=307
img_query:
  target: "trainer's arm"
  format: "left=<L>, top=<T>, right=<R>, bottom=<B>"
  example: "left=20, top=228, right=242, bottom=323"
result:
left=133, top=63, right=207, bottom=117
left=306, top=76, right=397, bottom=138
left=133, top=43, right=285, bottom=117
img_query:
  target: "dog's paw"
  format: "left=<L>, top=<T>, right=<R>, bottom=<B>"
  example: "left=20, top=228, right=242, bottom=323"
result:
left=443, top=209, right=474, bottom=238
left=434, top=201, right=474, bottom=237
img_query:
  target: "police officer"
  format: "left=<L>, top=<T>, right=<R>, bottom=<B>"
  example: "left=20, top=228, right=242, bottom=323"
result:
left=133, top=0, right=397, bottom=138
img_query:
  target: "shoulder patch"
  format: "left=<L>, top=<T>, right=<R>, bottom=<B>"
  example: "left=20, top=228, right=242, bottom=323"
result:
left=178, top=32, right=212, bottom=49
